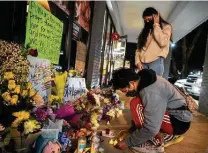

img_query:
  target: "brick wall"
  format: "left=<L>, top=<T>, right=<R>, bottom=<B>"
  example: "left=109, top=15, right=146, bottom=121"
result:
left=86, top=1, right=106, bottom=88
left=199, top=34, right=208, bottom=114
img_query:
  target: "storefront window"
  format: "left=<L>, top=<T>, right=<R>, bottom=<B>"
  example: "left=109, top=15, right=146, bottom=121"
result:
left=102, top=17, right=111, bottom=85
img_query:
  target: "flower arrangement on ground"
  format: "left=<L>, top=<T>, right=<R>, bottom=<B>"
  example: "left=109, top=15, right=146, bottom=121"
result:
left=0, top=71, right=44, bottom=136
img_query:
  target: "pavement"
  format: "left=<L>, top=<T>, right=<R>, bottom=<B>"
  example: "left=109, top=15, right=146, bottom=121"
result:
left=106, top=91, right=208, bottom=153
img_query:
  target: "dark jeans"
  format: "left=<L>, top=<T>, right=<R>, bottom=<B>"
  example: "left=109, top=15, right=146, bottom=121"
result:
left=170, top=115, right=191, bottom=135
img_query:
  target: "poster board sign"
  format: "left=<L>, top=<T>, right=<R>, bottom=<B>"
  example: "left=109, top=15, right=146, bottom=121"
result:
left=27, top=55, right=51, bottom=102
left=64, top=78, right=87, bottom=103
left=25, top=1, right=63, bottom=64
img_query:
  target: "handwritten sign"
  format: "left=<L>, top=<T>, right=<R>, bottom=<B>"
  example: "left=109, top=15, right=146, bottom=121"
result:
left=27, top=55, right=52, bottom=102
left=25, top=1, right=63, bottom=64
left=64, top=78, right=87, bottom=103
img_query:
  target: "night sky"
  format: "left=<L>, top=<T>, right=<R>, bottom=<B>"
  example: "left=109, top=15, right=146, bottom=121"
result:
left=172, top=20, right=208, bottom=73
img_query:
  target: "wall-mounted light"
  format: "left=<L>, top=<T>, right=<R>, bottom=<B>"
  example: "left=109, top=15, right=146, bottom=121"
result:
left=171, top=43, right=176, bottom=48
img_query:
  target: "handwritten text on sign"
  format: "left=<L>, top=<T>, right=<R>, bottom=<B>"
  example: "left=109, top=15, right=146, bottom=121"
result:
left=25, top=1, right=63, bottom=64
left=64, top=78, right=87, bottom=103
left=27, top=55, right=52, bottom=102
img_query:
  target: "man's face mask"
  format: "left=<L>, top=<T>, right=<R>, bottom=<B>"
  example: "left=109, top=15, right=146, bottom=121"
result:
left=126, top=83, right=138, bottom=97
left=126, top=90, right=137, bottom=97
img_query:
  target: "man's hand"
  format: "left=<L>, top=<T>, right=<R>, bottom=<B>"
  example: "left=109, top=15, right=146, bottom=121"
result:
left=115, top=140, right=128, bottom=150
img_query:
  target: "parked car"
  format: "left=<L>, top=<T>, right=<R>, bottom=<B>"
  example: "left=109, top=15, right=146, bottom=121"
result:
left=184, top=74, right=202, bottom=98
left=174, top=74, right=202, bottom=99
left=174, top=79, right=186, bottom=88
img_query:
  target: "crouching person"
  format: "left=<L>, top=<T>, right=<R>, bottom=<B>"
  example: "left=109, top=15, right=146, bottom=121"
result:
left=111, top=68, right=192, bottom=153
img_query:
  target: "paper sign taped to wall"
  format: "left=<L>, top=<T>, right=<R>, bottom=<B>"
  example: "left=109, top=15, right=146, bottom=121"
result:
left=64, top=78, right=87, bottom=103
left=25, top=1, right=63, bottom=64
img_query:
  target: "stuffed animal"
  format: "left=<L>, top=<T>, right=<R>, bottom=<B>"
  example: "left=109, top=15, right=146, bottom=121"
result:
left=42, top=141, right=62, bottom=153
left=35, top=135, right=62, bottom=153
left=112, top=93, right=119, bottom=103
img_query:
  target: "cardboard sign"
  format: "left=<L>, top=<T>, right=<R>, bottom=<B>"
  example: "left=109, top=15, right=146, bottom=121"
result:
left=27, top=55, right=51, bottom=102
left=25, top=1, right=63, bottom=64
left=64, top=78, right=87, bottom=103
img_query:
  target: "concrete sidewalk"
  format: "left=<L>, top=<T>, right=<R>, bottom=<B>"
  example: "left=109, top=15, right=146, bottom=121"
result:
left=117, top=91, right=208, bottom=153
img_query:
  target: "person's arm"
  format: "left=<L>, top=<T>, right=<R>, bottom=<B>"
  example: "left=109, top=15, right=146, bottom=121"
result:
left=135, top=50, right=143, bottom=71
left=153, top=24, right=171, bottom=48
left=125, top=90, right=167, bottom=146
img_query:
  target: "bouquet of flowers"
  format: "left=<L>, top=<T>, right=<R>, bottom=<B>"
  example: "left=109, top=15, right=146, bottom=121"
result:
left=0, top=71, right=44, bottom=135
left=48, top=95, right=62, bottom=110
left=0, top=40, right=30, bottom=83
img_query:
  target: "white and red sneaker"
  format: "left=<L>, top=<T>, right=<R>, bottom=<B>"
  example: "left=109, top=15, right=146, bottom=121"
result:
left=130, top=142, right=165, bottom=153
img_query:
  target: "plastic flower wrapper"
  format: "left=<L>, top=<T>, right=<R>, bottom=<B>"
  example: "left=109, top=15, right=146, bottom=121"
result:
left=58, top=132, right=72, bottom=151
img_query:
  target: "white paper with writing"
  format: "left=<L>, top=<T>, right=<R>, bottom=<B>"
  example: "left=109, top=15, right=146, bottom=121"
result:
left=27, top=55, right=51, bottom=102
left=64, top=77, right=87, bottom=103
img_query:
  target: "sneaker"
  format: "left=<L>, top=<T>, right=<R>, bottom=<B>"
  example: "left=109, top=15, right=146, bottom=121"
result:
left=130, top=142, right=165, bottom=153
left=164, top=135, right=184, bottom=148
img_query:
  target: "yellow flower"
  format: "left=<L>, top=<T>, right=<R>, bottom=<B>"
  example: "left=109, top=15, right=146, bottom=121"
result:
left=24, top=120, right=41, bottom=134
left=13, top=111, right=30, bottom=120
left=27, top=82, right=32, bottom=90
left=2, top=92, right=11, bottom=102
left=10, top=95, right=18, bottom=105
left=32, top=94, right=44, bottom=106
left=12, top=111, right=30, bottom=127
left=21, top=90, right=28, bottom=97
left=48, top=95, right=60, bottom=103
left=29, top=89, right=36, bottom=97
left=4, top=72, right=14, bottom=80
left=8, top=80, right=16, bottom=90
left=14, top=85, right=21, bottom=94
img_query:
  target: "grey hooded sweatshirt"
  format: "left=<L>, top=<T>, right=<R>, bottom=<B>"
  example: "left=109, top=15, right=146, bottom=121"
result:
left=125, top=75, right=192, bottom=147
